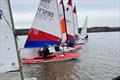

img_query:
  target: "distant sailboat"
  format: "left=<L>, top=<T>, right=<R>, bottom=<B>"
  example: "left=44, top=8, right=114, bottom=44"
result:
left=21, top=0, right=80, bottom=63
left=0, top=0, right=36, bottom=80
left=64, top=0, right=83, bottom=46
left=73, top=5, right=85, bottom=44
left=80, top=16, right=88, bottom=39
left=56, top=0, right=79, bottom=52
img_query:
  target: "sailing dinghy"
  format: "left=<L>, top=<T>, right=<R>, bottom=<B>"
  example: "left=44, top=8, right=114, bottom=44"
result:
left=80, top=16, right=88, bottom=39
left=22, top=0, right=80, bottom=63
left=0, top=0, right=37, bottom=80
left=50, top=0, right=81, bottom=53
left=64, top=0, right=82, bottom=48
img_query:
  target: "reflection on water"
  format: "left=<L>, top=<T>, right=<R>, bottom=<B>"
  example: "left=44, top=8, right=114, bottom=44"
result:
left=23, top=60, right=80, bottom=80
left=0, top=32, right=120, bottom=80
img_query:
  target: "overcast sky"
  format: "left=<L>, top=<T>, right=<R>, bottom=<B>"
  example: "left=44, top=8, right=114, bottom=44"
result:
left=11, top=0, right=120, bottom=29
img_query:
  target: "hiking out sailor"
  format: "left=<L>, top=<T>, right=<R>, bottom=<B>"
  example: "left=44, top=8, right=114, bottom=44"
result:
left=67, top=40, right=75, bottom=47
left=41, top=46, right=55, bottom=58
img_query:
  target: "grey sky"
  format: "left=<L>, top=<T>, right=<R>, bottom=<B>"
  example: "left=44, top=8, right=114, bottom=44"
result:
left=11, top=0, right=120, bottom=29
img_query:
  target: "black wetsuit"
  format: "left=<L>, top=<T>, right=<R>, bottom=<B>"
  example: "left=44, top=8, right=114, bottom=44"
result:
left=38, top=49, right=42, bottom=56
left=41, top=48, right=54, bottom=58
left=67, top=41, right=74, bottom=47
left=55, top=45, right=61, bottom=51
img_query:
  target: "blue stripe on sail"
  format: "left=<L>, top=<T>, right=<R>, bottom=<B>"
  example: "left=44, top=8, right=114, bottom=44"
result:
left=24, top=40, right=60, bottom=48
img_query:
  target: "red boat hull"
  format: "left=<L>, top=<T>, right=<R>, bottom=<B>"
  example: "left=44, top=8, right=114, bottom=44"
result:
left=23, top=53, right=80, bottom=64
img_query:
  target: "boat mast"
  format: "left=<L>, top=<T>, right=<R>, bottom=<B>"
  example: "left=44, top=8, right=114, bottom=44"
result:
left=8, top=0, right=24, bottom=80
left=60, top=0, right=68, bottom=43
left=56, top=0, right=65, bottom=54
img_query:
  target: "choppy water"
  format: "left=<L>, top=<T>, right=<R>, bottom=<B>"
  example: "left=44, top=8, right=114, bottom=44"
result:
left=0, top=32, right=120, bottom=80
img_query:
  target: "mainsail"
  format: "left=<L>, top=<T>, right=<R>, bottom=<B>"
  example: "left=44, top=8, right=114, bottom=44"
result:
left=80, top=16, right=88, bottom=39
left=25, top=0, right=62, bottom=48
left=65, top=0, right=75, bottom=40
left=73, top=5, right=79, bottom=39
left=0, top=0, right=19, bottom=73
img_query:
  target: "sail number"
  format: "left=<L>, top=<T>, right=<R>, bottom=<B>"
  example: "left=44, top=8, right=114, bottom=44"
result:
left=36, top=8, right=54, bottom=21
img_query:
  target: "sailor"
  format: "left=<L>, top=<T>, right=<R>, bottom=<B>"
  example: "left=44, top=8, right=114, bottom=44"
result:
left=38, top=48, right=42, bottom=56
left=41, top=45, right=55, bottom=58
left=67, top=39, right=75, bottom=47
left=55, top=43, right=61, bottom=51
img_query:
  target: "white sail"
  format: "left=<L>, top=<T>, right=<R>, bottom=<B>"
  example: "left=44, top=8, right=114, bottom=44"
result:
left=32, top=0, right=61, bottom=38
left=65, top=0, right=74, bottom=40
left=24, top=0, right=62, bottom=48
left=73, top=5, right=79, bottom=38
left=0, top=0, right=19, bottom=73
left=80, top=16, right=88, bottom=39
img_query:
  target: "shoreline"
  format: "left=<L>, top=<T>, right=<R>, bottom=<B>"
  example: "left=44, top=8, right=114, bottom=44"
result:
left=15, top=27, right=120, bottom=35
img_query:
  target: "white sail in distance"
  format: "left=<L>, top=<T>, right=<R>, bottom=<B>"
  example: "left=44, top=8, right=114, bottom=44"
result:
left=80, top=16, right=88, bottom=39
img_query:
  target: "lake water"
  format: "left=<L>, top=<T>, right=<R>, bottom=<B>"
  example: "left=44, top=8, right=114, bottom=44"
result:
left=0, top=32, right=120, bottom=80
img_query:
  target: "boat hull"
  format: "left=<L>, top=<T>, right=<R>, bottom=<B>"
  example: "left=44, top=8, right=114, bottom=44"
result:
left=22, top=53, right=80, bottom=64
